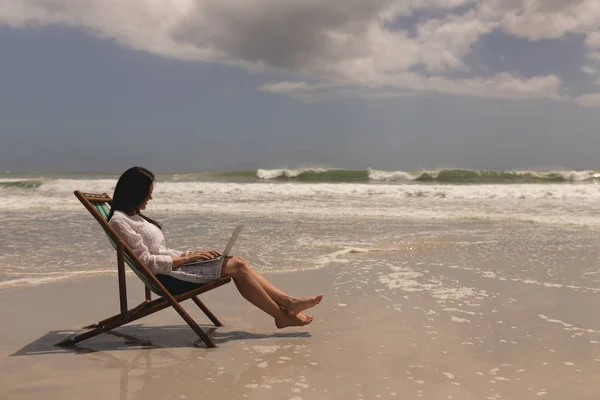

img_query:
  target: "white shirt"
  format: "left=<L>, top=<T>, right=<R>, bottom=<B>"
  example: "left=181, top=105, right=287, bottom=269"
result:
left=109, top=210, right=181, bottom=274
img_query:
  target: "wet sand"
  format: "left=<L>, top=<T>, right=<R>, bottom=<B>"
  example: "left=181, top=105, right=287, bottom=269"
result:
left=2, top=249, right=600, bottom=399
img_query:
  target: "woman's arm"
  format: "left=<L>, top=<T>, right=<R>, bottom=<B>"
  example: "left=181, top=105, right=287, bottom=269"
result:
left=111, top=217, right=222, bottom=272
left=171, top=250, right=222, bottom=270
left=111, top=218, right=176, bottom=274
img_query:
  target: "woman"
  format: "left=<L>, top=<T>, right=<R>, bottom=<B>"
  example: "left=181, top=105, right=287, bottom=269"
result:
left=107, top=166, right=322, bottom=328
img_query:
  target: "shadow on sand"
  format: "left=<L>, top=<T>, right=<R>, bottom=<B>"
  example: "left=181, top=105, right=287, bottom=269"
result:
left=12, top=324, right=311, bottom=356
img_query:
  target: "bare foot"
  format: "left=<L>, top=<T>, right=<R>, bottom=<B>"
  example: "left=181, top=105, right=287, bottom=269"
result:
left=285, top=294, right=323, bottom=316
left=275, top=313, right=314, bottom=329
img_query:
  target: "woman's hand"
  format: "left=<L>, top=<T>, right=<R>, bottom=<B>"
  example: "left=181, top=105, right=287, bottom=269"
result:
left=172, top=249, right=221, bottom=269
left=189, top=249, right=221, bottom=262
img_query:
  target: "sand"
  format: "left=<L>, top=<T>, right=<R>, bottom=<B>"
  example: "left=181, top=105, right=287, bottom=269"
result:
left=2, top=259, right=600, bottom=400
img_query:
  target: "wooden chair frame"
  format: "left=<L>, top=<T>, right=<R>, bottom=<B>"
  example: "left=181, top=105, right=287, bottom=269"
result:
left=56, top=190, right=231, bottom=348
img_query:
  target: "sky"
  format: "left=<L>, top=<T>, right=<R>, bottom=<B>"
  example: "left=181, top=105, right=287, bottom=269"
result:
left=1, top=0, right=600, bottom=173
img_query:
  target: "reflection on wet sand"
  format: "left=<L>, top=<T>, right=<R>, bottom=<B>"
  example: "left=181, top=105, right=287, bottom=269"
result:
left=13, top=325, right=315, bottom=400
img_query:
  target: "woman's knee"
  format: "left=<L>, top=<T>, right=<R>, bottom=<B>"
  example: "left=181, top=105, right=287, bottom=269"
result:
left=223, top=256, right=250, bottom=277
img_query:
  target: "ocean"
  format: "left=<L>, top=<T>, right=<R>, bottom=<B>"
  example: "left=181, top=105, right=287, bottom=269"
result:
left=1, top=168, right=599, bottom=290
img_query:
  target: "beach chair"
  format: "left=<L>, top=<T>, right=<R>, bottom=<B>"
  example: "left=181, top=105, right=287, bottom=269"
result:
left=56, top=191, right=232, bottom=348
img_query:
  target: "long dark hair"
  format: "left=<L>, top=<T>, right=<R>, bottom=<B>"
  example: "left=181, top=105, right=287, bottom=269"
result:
left=107, top=166, right=162, bottom=230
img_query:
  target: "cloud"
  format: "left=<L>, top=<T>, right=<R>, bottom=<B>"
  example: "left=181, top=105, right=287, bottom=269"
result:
left=259, top=81, right=315, bottom=94
left=414, top=10, right=498, bottom=72
left=261, top=72, right=561, bottom=102
left=582, top=65, right=598, bottom=75
left=258, top=81, right=425, bottom=102
left=484, top=0, right=600, bottom=40
left=575, top=93, right=600, bottom=108
left=380, top=0, right=479, bottom=20
left=1, top=0, right=597, bottom=103
left=586, top=31, right=600, bottom=49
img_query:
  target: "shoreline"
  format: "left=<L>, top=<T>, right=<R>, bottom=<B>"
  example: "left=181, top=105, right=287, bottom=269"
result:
left=2, top=217, right=599, bottom=292
left=0, top=263, right=336, bottom=292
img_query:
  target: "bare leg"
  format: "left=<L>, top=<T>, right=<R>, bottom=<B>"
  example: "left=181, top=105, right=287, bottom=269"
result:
left=251, top=272, right=293, bottom=306
left=221, top=257, right=314, bottom=328
left=251, top=271, right=323, bottom=316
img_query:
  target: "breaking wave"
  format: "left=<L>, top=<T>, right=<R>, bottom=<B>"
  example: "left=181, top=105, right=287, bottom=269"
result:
left=255, top=168, right=600, bottom=183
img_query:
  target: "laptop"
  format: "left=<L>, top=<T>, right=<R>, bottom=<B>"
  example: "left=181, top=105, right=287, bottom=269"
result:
left=181, top=225, right=244, bottom=269
left=218, top=224, right=244, bottom=263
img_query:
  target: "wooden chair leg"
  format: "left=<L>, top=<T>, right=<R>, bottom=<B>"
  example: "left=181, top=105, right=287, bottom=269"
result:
left=57, top=297, right=217, bottom=348
left=57, top=317, right=129, bottom=346
left=83, top=300, right=151, bottom=330
left=168, top=300, right=217, bottom=348
left=58, top=307, right=216, bottom=348
left=192, top=296, right=224, bottom=327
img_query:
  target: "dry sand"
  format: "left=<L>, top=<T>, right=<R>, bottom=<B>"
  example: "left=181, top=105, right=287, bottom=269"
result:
left=2, top=262, right=600, bottom=399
